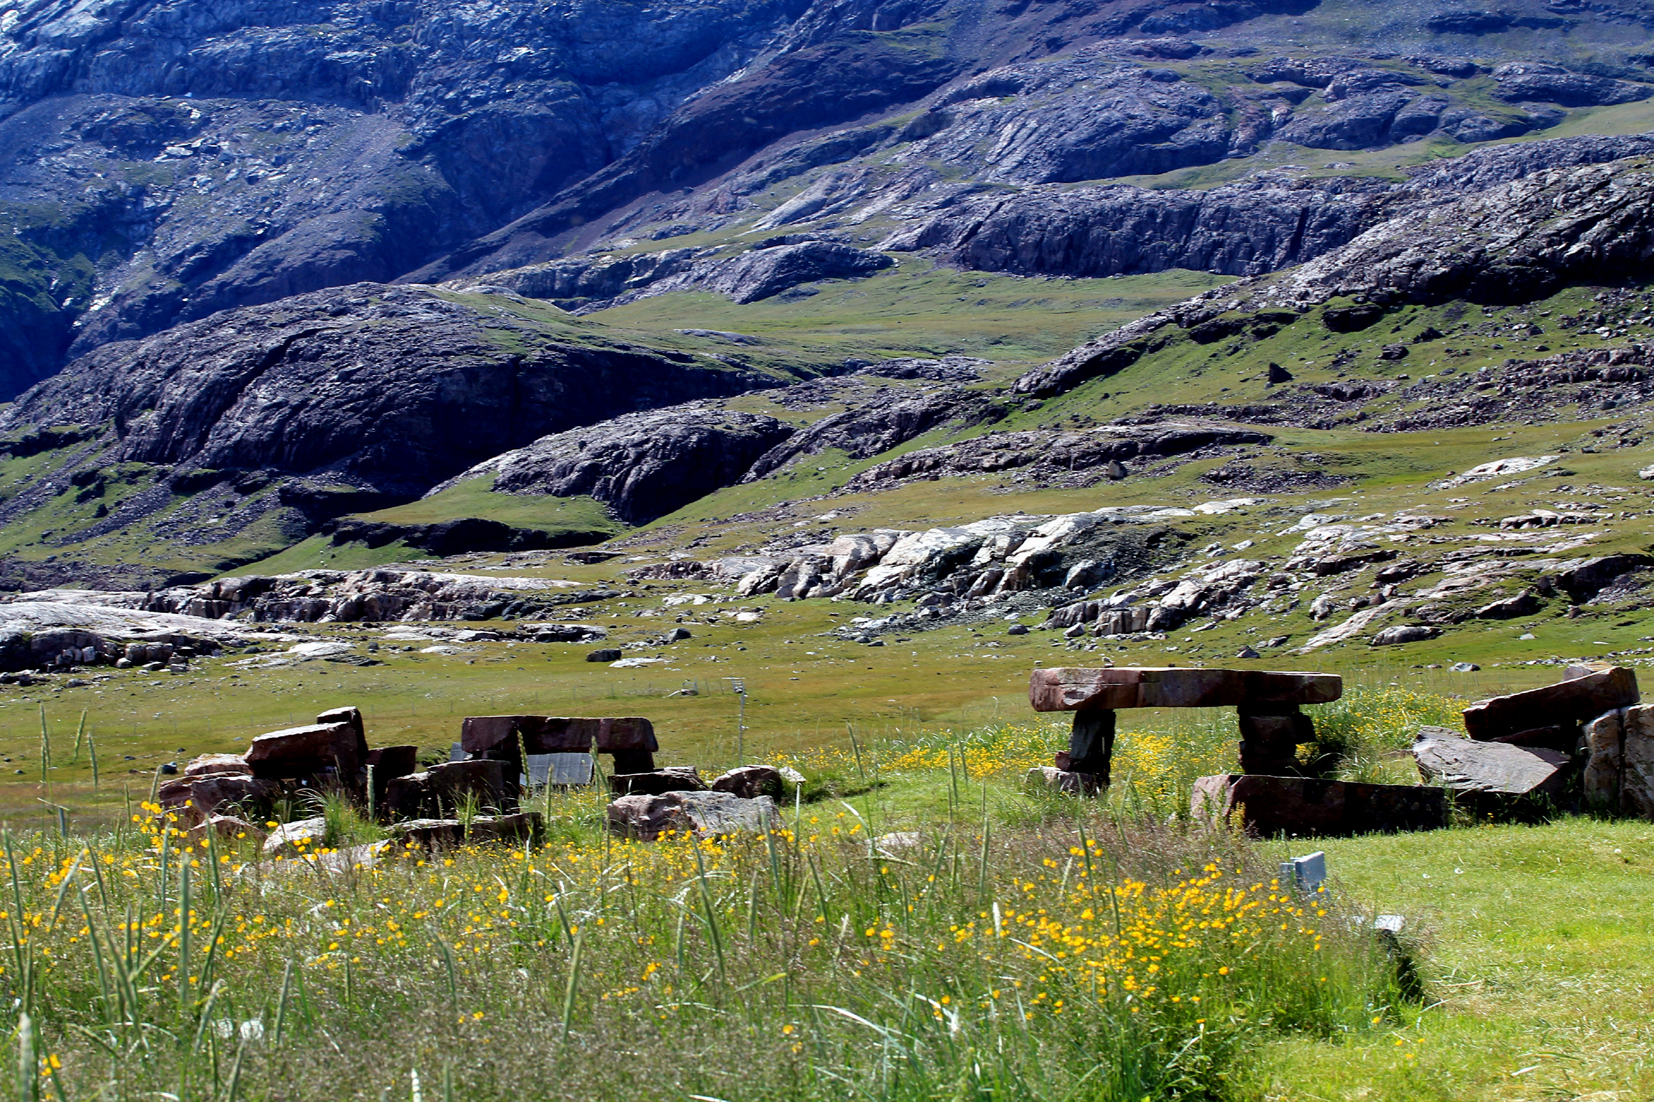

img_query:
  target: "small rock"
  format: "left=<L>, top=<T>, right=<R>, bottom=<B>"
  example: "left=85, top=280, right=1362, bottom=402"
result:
left=1640, top=464, right=1654, bottom=481
left=1007, top=623, right=1029, bottom=635
left=159, top=762, right=179, bottom=775
left=611, top=767, right=706, bottom=796
left=875, top=831, right=922, bottom=855
left=1024, top=765, right=1103, bottom=796
left=665, top=627, right=692, bottom=642
left=263, top=817, right=329, bottom=857
left=586, top=648, right=623, bottom=663
left=1236, top=645, right=1261, bottom=659
left=1379, top=343, right=1409, bottom=360
left=1449, top=662, right=1480, bottom=672
left=1266, top=362, right=1294, bottom=384
left=711, top=764, right=784, bottom=800
left=114, top=658, right=132, bottom=669
left=189, top=814, right=265, bottom=844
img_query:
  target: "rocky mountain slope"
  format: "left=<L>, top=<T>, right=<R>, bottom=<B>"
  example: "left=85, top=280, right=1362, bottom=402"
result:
left=5, top=0, right=1654, bottom=666
left=5, top=0, right=1654, bottom=396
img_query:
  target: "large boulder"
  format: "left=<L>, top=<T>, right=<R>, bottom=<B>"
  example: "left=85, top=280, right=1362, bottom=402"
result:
left=1412, top=726, right=1571, bottom=796
left=606, top=791, right=780, bottom=841
left=1462, top=666, right=1639, bottom=741
left=1583, top=705, right=1654, bottom=817
left=245, top=721, right=368, bottom=779
left=432, top=405, right=797, bottom=525
left=611, top=767, right=707, bottom=796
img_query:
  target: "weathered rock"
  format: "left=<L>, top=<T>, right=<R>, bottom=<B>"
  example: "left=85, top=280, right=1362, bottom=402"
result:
left=386, top=819, right=465, bottom=848
left=1063, top=709, right=1116, bottom=779
left=711, top=765, right=785, bottom=800
left=1237, top=705, right=1312, bottom=775
left=1550, top=555, right=1654, bottom=602
left=1025, top=766, right=1104, bottom=796
left=184, top=753, right=249, bottom=777
left=606, top=791, right=779, bottom=840
left=1370, top=625, right=1440, bottom=646
left=263, top=817, right=329, bottom=858
left=388, top=814, right=542, bottom=847
left=743, top=388, right=997, bottom=482
left=610, top=767, right=707, bottom=796
left=188, top=815, right=265, bottom=845
left=245, top=721, right=367, bottom=779
left=1030, top=667, right=1342, bottom=711
left=1462, top=666, right=1640, bottom=740
left=1583, top=705, right=1654, bottom=817
left=434, top=404, right=796, bottom=525
left=587, top=649, right=623, bottom=662
left=384, top=760, right=511, bottom=819
left=840, top=422, right=1271, bottom=493
left=187, top=774, right=283, bottom=820
left=1475, top=589, right=1543, bottom=619
left=1191, top=774, right=1447, bottom=837
left=1412, top=726, right=1570, bottom=796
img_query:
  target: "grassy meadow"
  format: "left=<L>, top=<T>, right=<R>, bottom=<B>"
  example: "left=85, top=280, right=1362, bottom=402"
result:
left=0, top=674, right=1645, bottom=1100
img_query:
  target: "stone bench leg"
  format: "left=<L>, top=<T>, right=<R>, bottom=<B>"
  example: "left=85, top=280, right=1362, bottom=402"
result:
left=1238, top=704, right=1313, bottom=775
left=610, top=750, right=656, bottom=775
left=1057, top=708, right=1115, bottom=785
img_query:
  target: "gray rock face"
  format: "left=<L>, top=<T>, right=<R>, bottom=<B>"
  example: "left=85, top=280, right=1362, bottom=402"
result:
left=911, top=59, right=1232, bottom=185
left=0, top=283, right=780, bottom=573
left=0, top=0, right=815, bottom=387
left=438, top=404, right=796, bottom=524
left=883, top=176, right=1396, bottom=280
left=1491, top=63, right=1652, bottom=108
left=1413, top=726, right=1571, bottom=796
left=841, top=422, right=1272, bottom=493
left=742, top=387, right=996, bottom=481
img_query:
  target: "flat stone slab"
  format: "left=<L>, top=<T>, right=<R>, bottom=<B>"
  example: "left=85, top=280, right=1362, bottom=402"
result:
left=1412, top=726, right=1570, bottom=796
left=1191, top=774, right=1445, bottom=837
left=1462, top=666, right=1639, bottom=740
left=1030, top=667, right=1342, bottom=712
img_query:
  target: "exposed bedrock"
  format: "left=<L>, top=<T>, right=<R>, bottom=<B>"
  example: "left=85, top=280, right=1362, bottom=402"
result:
left=437, top=405, right=798, bottom=525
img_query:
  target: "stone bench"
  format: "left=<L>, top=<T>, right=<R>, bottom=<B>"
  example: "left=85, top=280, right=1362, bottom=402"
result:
left=1029, top=666, right=1343, bottom=781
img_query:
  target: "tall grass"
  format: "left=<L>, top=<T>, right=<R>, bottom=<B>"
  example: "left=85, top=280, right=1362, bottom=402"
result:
left=0, top=800, right=1407, bottom=1101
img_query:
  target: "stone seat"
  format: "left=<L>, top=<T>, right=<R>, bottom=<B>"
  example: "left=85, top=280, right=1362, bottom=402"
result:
left=1029, top=666, right=1343, bottom=712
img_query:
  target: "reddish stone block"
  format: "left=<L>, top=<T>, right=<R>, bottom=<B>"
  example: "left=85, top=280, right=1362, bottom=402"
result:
left=1030, top=667, right=1342, bottom=712
left=1462, top=666, right=1639, bottom=740
left=1191, top=774, right=1445, bottom=837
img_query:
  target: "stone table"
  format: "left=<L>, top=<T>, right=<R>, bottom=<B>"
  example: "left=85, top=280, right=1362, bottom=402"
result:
left=1028, top=666, right=1344, bottom=783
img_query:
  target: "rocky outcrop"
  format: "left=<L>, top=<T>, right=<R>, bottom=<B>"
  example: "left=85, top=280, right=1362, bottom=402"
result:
left=34, top=569, right=620, bottom=625
left=1014, top=150, right=1654, bottom=401
left=0, top=284, right=785, bottom=576
left=456, top=239, right=893, bottom=309
left=841, top=422, right=1272, bottom=492
left=883, top=176, right=1397, bottom=280
left=437, top=404, right=797, bottom=524
left=742, top=387, right=998, bottom=481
